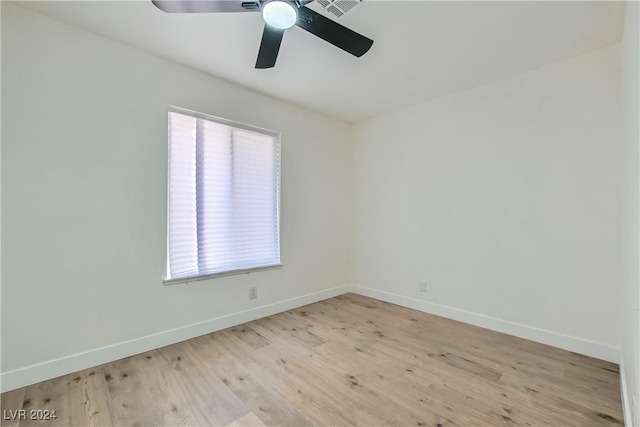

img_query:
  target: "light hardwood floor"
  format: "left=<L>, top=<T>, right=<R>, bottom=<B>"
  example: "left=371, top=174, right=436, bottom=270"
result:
left=1, top=294, right=624, bottom=426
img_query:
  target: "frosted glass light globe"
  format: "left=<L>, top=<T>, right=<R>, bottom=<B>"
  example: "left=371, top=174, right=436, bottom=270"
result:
left=262, top=1, right=297, bottom=30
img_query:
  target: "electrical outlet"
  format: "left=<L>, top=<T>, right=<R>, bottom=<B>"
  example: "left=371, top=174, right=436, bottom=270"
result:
left=249, top=287, right=257, bottom=300
left=419, top=281, right=427, bottom=292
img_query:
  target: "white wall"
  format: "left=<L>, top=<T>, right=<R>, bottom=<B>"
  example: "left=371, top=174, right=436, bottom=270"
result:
left=351, top=45, right=623, bottom=360
left=622, top=1, right=640, bottom=424
left=1, top=3, right=351, bottom=388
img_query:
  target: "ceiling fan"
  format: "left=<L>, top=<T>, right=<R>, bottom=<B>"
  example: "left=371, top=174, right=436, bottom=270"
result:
left=151, top=0, right=373, bottom=69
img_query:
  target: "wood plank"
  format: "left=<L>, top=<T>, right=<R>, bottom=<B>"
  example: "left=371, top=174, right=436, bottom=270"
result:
left=226, top=412, right=266, bottom=427
left=431, top=351, right=503, bottom=382
left=0, top=385, right=26, bottom=427
left=158, top=343, right=249, bottom=426
left=229, top=325, right=272, bottom=351
left=19, top=375, right=70, bottom=427
left=102, top=356, right=166, bottom=426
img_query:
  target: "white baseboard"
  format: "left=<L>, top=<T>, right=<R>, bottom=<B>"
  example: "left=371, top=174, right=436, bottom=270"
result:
left=621, top=358, right=633, bottom=427
left=0, top=285, right=349, bottom=393
left=348, top=285, right=620, bottom=364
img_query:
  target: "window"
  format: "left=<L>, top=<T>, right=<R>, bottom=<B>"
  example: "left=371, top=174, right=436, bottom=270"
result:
left=165, top=107, right=281, bottom=283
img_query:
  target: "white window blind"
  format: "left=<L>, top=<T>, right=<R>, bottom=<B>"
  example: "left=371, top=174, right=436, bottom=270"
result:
left=166, top=108, right=281, bottom=282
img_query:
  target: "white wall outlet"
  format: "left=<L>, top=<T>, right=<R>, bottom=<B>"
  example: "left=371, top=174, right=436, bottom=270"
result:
left=419, top=281, right=427, bottom=292
left=249, top=287, right=257, bottom=300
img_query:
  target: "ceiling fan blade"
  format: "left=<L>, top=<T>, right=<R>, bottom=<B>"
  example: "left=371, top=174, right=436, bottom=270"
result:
left=256, top=25, right=285, bottom=69
left=295, top=6, right=373, bottom=57
left=152, top=0, right=261, bottom=13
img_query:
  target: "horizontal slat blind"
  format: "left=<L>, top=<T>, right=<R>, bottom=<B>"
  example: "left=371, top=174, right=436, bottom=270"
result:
left=167, top=109, right=281, bottom=281
left=231, top=129, right=279, bottom=269
left=168, top=113, right=199, bottom=278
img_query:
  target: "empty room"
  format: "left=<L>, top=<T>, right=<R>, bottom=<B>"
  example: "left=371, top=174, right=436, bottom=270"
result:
left=1, top=0, right=639, bottom=426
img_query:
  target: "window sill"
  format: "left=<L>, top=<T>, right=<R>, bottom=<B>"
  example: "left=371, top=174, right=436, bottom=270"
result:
left=163, top=264, right=283, bottom=286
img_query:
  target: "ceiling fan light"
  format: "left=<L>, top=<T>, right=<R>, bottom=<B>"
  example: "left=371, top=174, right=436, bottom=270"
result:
left=262, top=1, right=297, bottom=30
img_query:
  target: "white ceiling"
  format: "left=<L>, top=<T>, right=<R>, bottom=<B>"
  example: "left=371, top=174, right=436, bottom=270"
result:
left=15, top=1, right=625, bottom=122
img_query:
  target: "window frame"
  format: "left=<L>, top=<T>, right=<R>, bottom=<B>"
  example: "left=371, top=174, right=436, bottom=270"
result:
left=163, top=106, right=282, bottom=286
